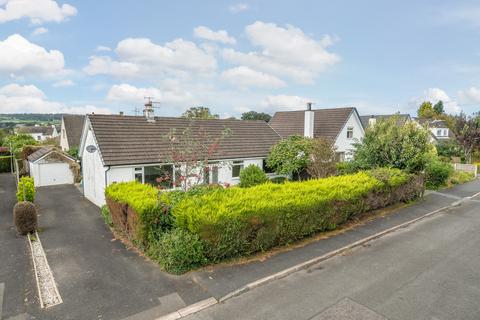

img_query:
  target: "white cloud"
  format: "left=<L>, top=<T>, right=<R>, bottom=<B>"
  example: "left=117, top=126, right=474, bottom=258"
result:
left=52, top=79, right=74, bottom=87
left=194, top=26, right=236, bottom=45
left=0, top=34, right=65, bottom=77
left=0, top=83, right=109, bottom=114
left=229, top=3, right=249, bottom=13
left=259, top=94, right=311, bottom=112
left=414, top=88, right=461, bottom=114
left=95, top=45, right=111, bottom=52
left=106, top=83, right=196, bottom=107
left=222, top=21, right=340, bottom=83
left=458, top=87, right=480, bottom=104
left=31, top=27, right=48, bottom=36
left=84, top=37, right=217, bottom=78
left=0, top=0, right=77, bottom=24
left=221, top=66, right=285, bottom=88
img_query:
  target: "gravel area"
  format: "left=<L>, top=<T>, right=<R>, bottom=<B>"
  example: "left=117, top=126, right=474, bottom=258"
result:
left=29, top=233, right=62, bottom=308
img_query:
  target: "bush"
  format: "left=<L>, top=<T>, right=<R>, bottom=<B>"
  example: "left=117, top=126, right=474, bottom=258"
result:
left=270, top=176, right=287, bottom=184
left=0, top=155, right=12, bottom=173
left=105, top=181, right=173, bottom=246
left=336, top=161, right=360, bottom=175
left=101, top=205, right=113, bottom=227
left=17, top=177, right=35, bottom=202
left=147, top=228, right=206, bottom=274
left=239, top=164, right=269, bottom=188
left=172, top=168, right=424, bottom=262
left=449, top=171, right=475, bottom=185
left=267, top=135, right=313, bottom=176
left=13, top=201, right=37, bottom=235
left=425, top=161, right=453, bottom=190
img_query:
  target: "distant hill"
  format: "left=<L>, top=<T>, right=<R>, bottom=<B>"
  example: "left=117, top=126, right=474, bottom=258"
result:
left=0, top=113, right=63, bottom=129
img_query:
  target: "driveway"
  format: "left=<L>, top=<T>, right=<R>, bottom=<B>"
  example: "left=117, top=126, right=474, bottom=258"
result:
left=28, top=184, right=210, bottom=320
left=0, top=173, right=33, bottom=320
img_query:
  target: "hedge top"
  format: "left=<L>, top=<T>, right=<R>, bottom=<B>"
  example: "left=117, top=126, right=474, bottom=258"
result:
left=105, top=181, right=159, bottom=215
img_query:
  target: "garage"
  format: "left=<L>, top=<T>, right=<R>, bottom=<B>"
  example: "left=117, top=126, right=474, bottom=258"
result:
left=28, top=147, right=76, bottom=187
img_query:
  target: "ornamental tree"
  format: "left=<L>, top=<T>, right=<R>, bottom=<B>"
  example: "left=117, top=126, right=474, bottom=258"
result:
left=417, top=101, right=436, bottom=119
left=307, top=138, right=338, bottom=179
left=165, top=122, right=231, bottom=191
left=352, top=116, right=434, bottom=173
left=451, top=112, right=480, bottom=163
left=267, top=135, right=313, bottom=176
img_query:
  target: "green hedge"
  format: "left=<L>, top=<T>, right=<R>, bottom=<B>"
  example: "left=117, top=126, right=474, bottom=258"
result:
left=172, top=168, right=424, bottom=262
left=17, top=176, right=35, bottom=202
left=0, top=156, right=12, bottom=173
left=239, top=164, right=269, bottom=188
left=105, top=181, right=172, bottom=245
left=425, top=161, right=453, bottom=189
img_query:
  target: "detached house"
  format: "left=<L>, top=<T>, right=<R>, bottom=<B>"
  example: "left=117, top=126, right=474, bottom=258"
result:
left=269, top=104, right=364, bottom=161
left=16, top=125, right=59, bottom=141
left=79, top=113, right=281, bottom=206
left=60, top=115, right=85, bottom=152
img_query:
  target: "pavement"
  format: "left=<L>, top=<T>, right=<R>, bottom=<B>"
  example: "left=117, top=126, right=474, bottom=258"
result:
left=184, top=182, right=480, bottom=320
left=0, top=173, right=34, bottom=320
left=1, top=173, right=479, bottom=320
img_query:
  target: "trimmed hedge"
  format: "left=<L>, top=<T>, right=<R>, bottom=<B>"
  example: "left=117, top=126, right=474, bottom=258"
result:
left=172, top=168, right=424, bottom=262
left=425, top=161, right=453, bottom=190
left=105, top=181, right=172, bottom=246
left=17, top=176, right=35, bottom=202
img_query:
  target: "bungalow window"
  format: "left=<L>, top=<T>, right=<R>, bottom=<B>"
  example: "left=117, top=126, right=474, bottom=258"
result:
left=346, top=127, right=354, bottom=139
left=437, top=129, right=442, bottom=136
left=144, top=164, right=174, bottom=189
left=232, top=160, right=244, bottom=178
left=203, top=162, right=219, bottom=184
left=263, top=159, right=274, bottom=174
left=134, top=167, right=143, bottom=183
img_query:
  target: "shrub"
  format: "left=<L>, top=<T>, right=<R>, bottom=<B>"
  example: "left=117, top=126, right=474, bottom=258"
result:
left=147, top=228, right=206, bottom=274
left=267, top=135, right=313, bottom=176
left=101, top=205, right=113, bottom=227
left=17, top=177, right=35, bottom=202
left=270, top=176, right=287, bottom=184
left=0, top=155, right=12, bottom=173
left=351, top=116, right=435, bottom=173
left=336, top=161, right=360, bottom=175
left=13, top=201, right=37, bottom=235
left=239, top=164, right=269, bottom=188
left=307, top=138, right=337, bottom=178
left=172, top=168, right=423, bottom=262
left=449, top=171, right=475, bottom=185
left=425, top=161, right=453, bottom=190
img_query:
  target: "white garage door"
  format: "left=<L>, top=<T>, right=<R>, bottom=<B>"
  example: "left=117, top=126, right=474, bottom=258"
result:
left=38, top=163, right=74, bottom=186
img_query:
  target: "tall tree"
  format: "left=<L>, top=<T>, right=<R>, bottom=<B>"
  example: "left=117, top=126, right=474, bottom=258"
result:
left=241, top=111, right=272, bottom=122
left=451, top=112, right=480, bottom=163
left=182, top=107, right=219, bottom=119
left=433, top=100, right=445, bottom=115
left=306, top=138, right=337, bottom=179
left=417, top=101, right=436, bottom=118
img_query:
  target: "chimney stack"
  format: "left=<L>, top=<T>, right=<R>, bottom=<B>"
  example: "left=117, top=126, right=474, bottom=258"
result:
left=119, top=111, right=124, bottom=116
left=143, top=99, right=155, bottom=122
left=304, top=102, right=314, bottom=138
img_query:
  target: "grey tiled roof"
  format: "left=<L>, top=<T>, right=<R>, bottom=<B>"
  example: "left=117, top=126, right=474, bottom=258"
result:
left=27, top=147, right=54, bottom=162
left=63, top=115, right=85, bottom=148
left=269, top=107, right=356, bottom=139
left=17, top=126, right=55, bottom=135
left=360, top=114, right=411, bottom=129
left=88, top=114, right=282, bottom=166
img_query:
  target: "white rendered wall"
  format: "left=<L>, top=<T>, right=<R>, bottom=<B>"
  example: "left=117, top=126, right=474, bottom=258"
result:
left=334, top=112, right=364, bottom=160
left=82, top=129, right=107, bottom=207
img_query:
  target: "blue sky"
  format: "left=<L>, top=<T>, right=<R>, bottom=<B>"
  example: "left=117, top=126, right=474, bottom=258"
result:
left=1, top=0, right=480, bottom=117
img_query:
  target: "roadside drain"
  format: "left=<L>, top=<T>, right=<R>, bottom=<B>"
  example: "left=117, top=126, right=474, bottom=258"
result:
left=28, top=232, right=62, bottom=309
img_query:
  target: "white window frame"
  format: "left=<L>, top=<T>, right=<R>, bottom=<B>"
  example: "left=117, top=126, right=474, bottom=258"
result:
left=231, top=160, right=244, bottom=178
left=346, top=127, right=354, bottom=139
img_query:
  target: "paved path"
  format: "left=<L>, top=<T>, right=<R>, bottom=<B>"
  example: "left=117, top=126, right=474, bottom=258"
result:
left=185, top=187, right=480, bottom=320
left=28, top=184, right=210, bottom=320
left=0, top=174, right=32, bottom=320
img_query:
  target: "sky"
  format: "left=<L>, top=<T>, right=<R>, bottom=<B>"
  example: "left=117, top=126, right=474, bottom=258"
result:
left=1, top=0, right=480, bottom=118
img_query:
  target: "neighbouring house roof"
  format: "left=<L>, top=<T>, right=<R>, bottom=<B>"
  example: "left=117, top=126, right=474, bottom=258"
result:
left=27, top=146, right=74, bottom=163
left=269, top=107, right=357, bottom=139
left=359, top=114, right=411, bottom=129
left=63, top=115, right=85, bottom=149
left=17, top=125, right=55, bottom=135
left=86, top=114, right=282, bottom=166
